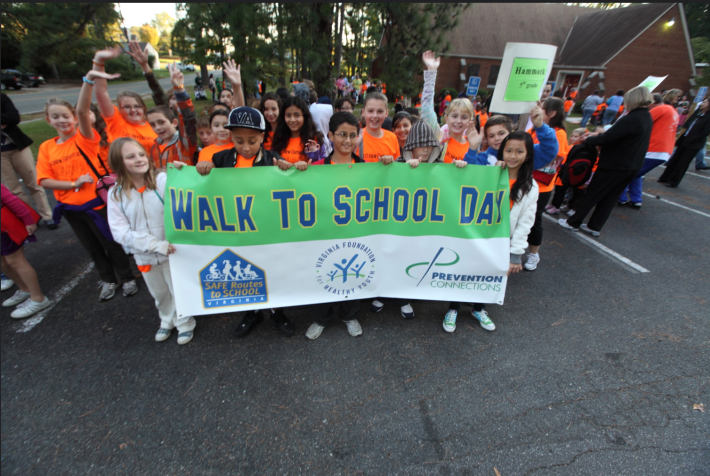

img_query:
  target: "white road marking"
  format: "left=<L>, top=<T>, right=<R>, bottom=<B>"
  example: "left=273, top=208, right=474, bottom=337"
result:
left=642, top=192, right=710, bottom=218
left=16, top=262, right=95, bottom=333
left=543, top=214, right=650, bottom=273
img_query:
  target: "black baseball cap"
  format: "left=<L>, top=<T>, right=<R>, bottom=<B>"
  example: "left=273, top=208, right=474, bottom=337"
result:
left=225, top=107, right=266, bottom=131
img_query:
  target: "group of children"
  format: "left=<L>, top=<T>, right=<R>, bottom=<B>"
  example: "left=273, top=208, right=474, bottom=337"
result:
left=2, top=47, right=604, bottom=344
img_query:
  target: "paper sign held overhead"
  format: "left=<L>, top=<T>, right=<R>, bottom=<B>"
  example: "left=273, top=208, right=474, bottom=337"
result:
left=637, top=75, right=667, bottom=92
left=489, top=43, right=557, bottom=114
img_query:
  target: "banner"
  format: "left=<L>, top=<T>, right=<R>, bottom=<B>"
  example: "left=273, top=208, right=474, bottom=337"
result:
left=490, top=42, right=558, bottom=114
left=637, top=75, right=667, bottom=92
left=165, top=164, right=511, bottom=318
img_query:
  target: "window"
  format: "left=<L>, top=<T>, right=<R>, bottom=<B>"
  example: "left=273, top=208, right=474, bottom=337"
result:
left=467, top=64, right=480, bottom=77
left=488, top=65, right=500, bottom=86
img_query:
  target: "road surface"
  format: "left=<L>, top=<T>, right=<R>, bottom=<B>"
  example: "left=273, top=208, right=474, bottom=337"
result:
left=9, top=73, right=197, bottom=114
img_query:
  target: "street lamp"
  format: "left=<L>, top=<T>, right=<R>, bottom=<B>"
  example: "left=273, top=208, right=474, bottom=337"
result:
left=666, top=17, right=675, bottom=27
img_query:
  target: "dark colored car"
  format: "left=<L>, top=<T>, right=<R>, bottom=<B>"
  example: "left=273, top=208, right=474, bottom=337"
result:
left=1, top=69, right=45, bottom=88
left=1, top=70, right=24, bottom=90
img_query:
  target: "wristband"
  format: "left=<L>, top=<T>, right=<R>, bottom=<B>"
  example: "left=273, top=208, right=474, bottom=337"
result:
left=93, top=61, right=104, bottom=67
left=173, top=85, right=185, bottom=92
left=83, top=76, right=95, bottom=85
left=71, top=181, right=76, bottom=189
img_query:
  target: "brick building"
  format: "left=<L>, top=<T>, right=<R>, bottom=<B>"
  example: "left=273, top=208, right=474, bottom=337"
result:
left=376, top=3, right=698, bottom=102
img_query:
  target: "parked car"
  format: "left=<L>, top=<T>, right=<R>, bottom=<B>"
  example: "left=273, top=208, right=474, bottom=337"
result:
left=1, top=70, right=24, bottom=90
left=175, top=62, right=195, bottom=72
left=1, top=69, right=45, bottom=88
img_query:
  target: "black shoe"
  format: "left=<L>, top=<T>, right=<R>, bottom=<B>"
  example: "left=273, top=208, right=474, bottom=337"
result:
left=45, top=219, right=58, bottom=230
left=270, top=309, right=295, bottom=337
left=695, top=165, right=710, bottom=171
left=234, top=311, right=263, bottom=338
left=665, top=183, right=678, bottom=188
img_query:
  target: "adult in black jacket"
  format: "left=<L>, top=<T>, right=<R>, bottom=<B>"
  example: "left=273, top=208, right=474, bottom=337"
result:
left=1, top=93, right=55, bottom=227
left=561, top=87, right=653, bottom=235
left=658, top=97, right=710, bottom=187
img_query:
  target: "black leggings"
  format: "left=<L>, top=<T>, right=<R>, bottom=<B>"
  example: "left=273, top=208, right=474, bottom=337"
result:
left=551, top=185, right=585, bottom=209
left=527, top=190, right=552, bottom=247
left=449, top=302, right=485, bottom=312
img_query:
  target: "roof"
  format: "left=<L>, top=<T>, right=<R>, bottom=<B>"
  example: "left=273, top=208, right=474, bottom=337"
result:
left=441, top=3, right=594, bottom=59
left=557, top=3, right=675, bottom=67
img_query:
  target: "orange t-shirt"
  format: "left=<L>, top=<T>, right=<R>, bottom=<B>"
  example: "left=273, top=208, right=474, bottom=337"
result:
left=234, top=154, right=256, bottom=168
left=648, top=104, right=679, bottom=154
left=564, top=100, right=573, bottom=113
left=103, top=105, right=157, bottom=154
left=569, top=90, right=578, bottom=100
left=36, top=128, right=105, bottom=207
left=443, top=137, right=469, bottom=164
left=479, top=113, right=488, bottom=130
left=361, top=128, right=400, bottom=163
left=509, top=179, right=516, bottom=210
left=529, top=127, right=569, bottom=193
left=263, top=131, right=274, bottom=150
left=280, top=137, right=309, bottom=164
left=198, top=142, right=233, bottom=162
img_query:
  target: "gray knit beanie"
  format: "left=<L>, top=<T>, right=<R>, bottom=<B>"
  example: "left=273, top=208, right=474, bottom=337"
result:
left=402, top=120, right=442, bottom=163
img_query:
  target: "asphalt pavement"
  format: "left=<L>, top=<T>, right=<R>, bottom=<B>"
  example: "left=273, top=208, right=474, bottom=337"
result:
left=9, top=73, right=197, bottom=115
left=1, top=165, right=709, bottom=475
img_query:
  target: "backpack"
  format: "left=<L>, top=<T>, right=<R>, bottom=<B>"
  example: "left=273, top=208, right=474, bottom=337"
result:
left=559, top=144, right=597, bottom=187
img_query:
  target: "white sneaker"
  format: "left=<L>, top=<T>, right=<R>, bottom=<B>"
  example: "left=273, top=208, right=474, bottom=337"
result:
left=344, top=319, right=363, bottom=337
left=177, top=330, right=194, bottom=345
left=306, top=322, right=325, bottom=340
left=443, top=310, right=457, bottom=333
left=566, top=209, right=576, bottom=217
left=370, top=299, right=384, bottom=312
left=2, top=290, right=31, bottom=307
left=1, top=278, right=14, bottom=292
left=523, top=253, right=540, bottom=271
left=472, top=310, right=496, bottom=331
left=122, top=280, right=138, bottom=297
left=98, top=281, right=117, bottom=301
left=558, top=218, right=579, bottom=231
left=401, top=303, right=414, bottom=319
left=155, top=327, right=172, bottom=342
left=10, top=297, right=51, bottom=319
left=580, top=224, right=601, bottom=237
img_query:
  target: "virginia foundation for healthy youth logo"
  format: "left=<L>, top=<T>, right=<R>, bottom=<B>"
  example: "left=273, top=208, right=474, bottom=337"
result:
left=406, top=247, right=503, bottom=291
left=315, top=241, right=376, bottom=297
left=200, top=249, right=267, bottom=308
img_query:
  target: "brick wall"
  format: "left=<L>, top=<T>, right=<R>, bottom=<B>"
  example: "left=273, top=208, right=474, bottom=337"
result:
left=435, top=57, right=503, bottom=94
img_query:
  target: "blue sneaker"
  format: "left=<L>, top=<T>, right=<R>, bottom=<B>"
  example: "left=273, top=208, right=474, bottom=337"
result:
left=472, top=310, right=495, bottom=331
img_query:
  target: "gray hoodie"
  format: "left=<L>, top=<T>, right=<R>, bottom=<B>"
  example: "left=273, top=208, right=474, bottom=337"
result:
left=399, top=120, right=442, bottom=163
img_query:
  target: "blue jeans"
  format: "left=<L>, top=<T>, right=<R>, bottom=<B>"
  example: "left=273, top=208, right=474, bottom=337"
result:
left=619, top=158, right=666, bottom=203
left=695, top=149, right=707, bottom=169
left=581, top=109, right=595, bottom=128
left=602, top=108, right=618, bottom=126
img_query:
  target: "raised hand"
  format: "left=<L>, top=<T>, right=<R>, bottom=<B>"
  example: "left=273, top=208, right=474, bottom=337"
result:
left=222, top=59, right=242, bottom=87
left=86, top=70, right=121, bottom=82
left=465, top=122, right=482, bottom=150
left=126, top=41, right=151, bottom=67
left=304, top=139, right=320, bottom=154
left=422, top=50, right=440, bottom=71
left=530, top=105, right=544, bottom=129
left=167, top=63, right=184, bottom=89
left=93, top=45, right=123, bottom=65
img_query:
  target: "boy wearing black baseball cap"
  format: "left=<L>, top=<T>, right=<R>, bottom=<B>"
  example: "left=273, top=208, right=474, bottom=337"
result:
left=172, top=107, right=294, bottom=338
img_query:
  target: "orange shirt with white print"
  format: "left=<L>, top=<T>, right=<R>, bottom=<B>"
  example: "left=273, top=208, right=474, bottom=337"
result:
left=36, top=128, right=105, bottom=207
left=198, top=142, right=233, bottom=162
left=648, top=104, right=679, bottom=154
left=443, top=137, right=469, bottom=164
left=280, top=137, right=309, bottom=164
left=360, top=128, right=400, bottom=162
left=103, top=105, right=157, bottom=154
left=529, top=126, right=569, bottom=193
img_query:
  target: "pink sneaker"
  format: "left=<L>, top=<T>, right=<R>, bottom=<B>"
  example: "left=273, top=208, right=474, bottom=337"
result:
left=545, top=206, right=560, bottom=215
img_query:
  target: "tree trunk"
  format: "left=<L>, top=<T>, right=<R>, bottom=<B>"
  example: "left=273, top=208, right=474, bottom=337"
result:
left=334, top=3, right=344, bottom=77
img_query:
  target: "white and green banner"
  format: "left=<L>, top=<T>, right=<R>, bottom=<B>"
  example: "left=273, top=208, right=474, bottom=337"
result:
left=165, top=163, right=512, bottom=318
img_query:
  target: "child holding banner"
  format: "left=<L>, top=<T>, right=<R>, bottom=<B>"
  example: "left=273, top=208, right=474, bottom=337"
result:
left=356, top=92, right=400, bottom=163
left=270, top=97, right=326, bottom=167
left=420, top=51, right=477, bottom=164
left=443, top=131, right=539, bottom=333
left=175, top=107, right=296, bottom=337
left=107, top=137, right=196, bottom=344
left=198, top=110, right=235, bottom=163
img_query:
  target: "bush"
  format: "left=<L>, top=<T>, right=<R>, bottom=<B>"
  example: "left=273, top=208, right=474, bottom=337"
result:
left=572, top=100, right=584, bottom=115
left=438, top=87, right=459, bottom=99
left=104, top=55, right=144, bottom=81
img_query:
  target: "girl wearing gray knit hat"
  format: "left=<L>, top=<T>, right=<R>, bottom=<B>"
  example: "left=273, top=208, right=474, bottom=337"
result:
left=397, top=119, right=443, bottom=167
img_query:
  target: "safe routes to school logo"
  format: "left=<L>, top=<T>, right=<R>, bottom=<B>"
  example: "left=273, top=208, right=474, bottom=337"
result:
left=200, top=249, right=267, bottom=309
left=314, top=241, right=377, bottom=297
left=406, top=247, right=503, bottom=291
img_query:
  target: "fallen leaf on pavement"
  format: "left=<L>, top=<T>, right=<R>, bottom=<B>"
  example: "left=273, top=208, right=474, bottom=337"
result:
left=494, top=468, right=502, bottom=476
left=693, top=403, right=704, bottom=413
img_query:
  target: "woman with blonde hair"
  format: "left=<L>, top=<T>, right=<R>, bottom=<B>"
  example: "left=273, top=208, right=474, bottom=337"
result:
left=560, top=86, right=653, bottom=236
left=619, top=88, right=682, bottom=207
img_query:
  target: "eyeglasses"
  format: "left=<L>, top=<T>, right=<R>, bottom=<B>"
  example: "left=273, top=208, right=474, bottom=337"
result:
left=333, top=132, right=358, bottom=140
left=121, top=105, right=143, bottom=111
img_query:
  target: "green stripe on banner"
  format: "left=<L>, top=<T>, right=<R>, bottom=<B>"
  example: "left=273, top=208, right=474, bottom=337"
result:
left=165, top=163, right=510, bottom=247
